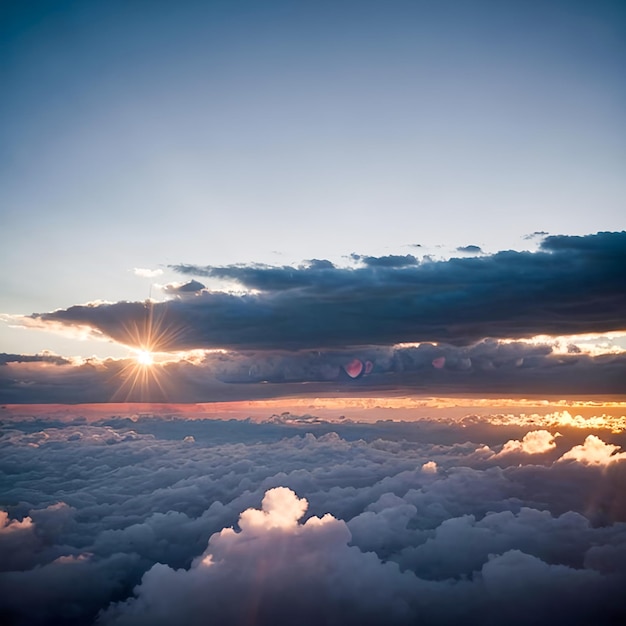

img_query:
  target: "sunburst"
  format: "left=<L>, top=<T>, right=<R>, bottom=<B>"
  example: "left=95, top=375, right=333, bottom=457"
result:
left=111, top=300, right=187, bottom=402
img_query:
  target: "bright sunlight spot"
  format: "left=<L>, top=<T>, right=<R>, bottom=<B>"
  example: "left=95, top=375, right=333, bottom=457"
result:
left=136, top=350, right=154, bottom=366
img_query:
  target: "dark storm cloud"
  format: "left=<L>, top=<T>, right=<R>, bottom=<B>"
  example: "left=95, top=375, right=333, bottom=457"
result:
left=1, top=415, right=626, bottom=625
left=28, top=231, right=626, bottom=351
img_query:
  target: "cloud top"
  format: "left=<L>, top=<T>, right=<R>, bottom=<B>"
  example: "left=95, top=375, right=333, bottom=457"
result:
left=497, top=430, right=560, bottom=456
left=559, top=435, right=626, bottom=465
left=239, top=487, right=309, bottom=532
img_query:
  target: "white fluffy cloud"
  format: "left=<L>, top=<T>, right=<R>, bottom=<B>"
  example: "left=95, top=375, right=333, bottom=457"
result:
left=133, top=268, right=163, bottom=278
left=496, top=429, right=560, bottom=456
left=559, top=435, right=626, bottom=465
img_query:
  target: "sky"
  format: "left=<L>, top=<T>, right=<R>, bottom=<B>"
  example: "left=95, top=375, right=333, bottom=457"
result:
left=1, top=0, right=625, bottom=403
left=1, top=3, right=626, bottom=624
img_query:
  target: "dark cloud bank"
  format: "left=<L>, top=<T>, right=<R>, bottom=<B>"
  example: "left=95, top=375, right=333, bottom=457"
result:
left=31, top=232, right=626, bottom=351
left=1, top=413, right=626, bottom=625
left=2, top=335, right=625, bottom=404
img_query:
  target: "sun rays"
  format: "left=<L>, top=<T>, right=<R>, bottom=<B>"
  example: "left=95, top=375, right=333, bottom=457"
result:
left=110, top=301, right=188, bottom=402
left=112, top=355, right=168, bottom=403
left=119, top=299, right=189, bottom=354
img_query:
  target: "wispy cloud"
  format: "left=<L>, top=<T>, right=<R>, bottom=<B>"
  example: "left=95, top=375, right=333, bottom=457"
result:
left=133, top=268, right=163, bottom=278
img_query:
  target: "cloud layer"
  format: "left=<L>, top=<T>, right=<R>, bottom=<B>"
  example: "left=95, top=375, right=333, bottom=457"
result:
left=1, top=411, right=626, bottom=625
left=28, top=232, right=626, bottom=351
left=2, top=333, right=625, bottom=403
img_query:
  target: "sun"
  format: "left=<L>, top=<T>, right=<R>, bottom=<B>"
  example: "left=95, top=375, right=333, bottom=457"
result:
left=136, top=350, right=154, bottom=366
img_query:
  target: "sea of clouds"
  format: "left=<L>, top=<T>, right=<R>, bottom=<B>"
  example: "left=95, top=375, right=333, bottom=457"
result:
left=1, top=412, right=626, bottom=625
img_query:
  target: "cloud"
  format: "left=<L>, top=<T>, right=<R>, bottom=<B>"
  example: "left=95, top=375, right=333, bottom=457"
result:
left=2, top=414, right=626, bottom=624
left=0, top=352, right=71, bottom=366
left=23, top=232, right=626, bottom=353
left=559, top=435, right=626, bottom=465
left=456, top=245, right=482, bottom=254
left=0, top=510, right=33, bottom=532
left=133, top=268, right=163, bottom=278
left=161, top=280, right=206, bottom=296
left=495, top=430, right=560, bottom=456
left=350, top=253, right=420, bottom=267
left=421, top=461, right=438, bottom=473
left=237, top=486, right=309, bottom=531
left=98, top=486, right=622, bottom=626
left=2, top=337, right=626, bottom=403
left=523, top=231, right=549, bottom=240
left=99, top=487, right=421, bottom=626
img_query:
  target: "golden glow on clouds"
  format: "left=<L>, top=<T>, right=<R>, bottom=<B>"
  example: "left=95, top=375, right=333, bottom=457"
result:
left=253, top=396, right=626, bottom=411
left=2, top=397, right=625, bottom=432
left=500, top=331, right=626, bottom=356
left=476, top=410, right=626, bottom=433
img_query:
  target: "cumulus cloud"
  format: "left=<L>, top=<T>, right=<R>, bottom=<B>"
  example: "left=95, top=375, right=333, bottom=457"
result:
left=99, top=487, right=420, bottom=626
left=99, top=486, right=623, bottom=626
left=559, top=435, right=626, bottom=465
left=0, top=510, right=33, bottom=532
left=495, top=430, right=560, bottom=456
left=23, top=232, right=626, bottom=352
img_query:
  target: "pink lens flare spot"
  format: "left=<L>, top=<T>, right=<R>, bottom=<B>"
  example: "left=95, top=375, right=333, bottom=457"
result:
left=344, top=358, right=364, bottom=378
left=432, top=356, right=446, bottom=369
left=364, top=360, right=374, bottom=375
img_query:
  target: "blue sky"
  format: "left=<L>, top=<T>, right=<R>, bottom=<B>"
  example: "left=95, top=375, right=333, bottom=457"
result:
left=1, top=0, right=625, bottom=393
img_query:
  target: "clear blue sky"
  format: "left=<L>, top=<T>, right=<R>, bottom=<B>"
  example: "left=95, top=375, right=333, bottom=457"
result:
left=1, top=0, right=625, bottom=358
